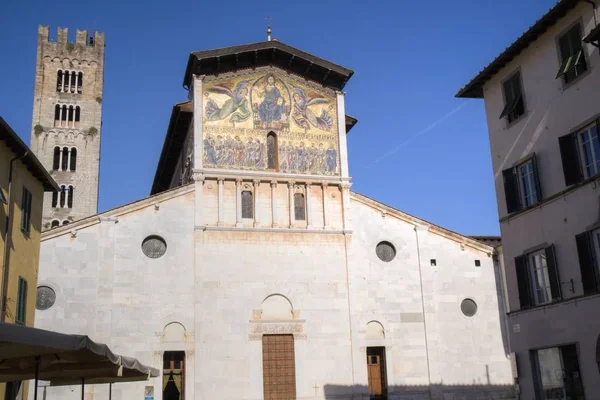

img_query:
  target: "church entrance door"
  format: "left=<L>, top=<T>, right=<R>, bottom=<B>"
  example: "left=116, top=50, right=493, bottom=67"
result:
left=366, top=347, right=387, bottom=399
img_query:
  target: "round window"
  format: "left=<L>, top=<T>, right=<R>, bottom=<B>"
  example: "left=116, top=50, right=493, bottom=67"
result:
left=141, top=235, right=167, bottom=259
left=376, top=241, right=396, bottom=262
left=461, top=298, right=478, bottom=317
left=36, top=286, right=56, bottom=311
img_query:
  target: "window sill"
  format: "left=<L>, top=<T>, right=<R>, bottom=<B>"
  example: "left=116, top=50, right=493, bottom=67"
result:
left=561, top=67, right=591, bottom=92
left=508, top=291, right=600, bottom=316
left=505, top=111, right=529, bottom=130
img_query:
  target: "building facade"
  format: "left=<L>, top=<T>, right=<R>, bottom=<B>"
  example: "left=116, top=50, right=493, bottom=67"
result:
left=0, top=117, right=59, bottom=400
left=29, top=25, right=105, bottom=229
left=33, top=39, right=515, bottom=399
left=457, top=0, right=600, bottom=398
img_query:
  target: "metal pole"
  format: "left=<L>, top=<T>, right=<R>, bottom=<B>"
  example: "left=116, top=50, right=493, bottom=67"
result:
left=33, top=356, right=40, bottom=400
left=81, top=377, right=84, bottom=400
left=109, top=383, right=112, bottom=400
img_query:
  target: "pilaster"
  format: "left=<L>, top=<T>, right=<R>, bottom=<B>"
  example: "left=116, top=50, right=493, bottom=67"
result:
left=192, top=75, right=204, bottom=170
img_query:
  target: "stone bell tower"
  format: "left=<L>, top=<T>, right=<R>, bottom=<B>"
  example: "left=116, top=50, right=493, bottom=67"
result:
left=29, top=25, right=105, bottom=229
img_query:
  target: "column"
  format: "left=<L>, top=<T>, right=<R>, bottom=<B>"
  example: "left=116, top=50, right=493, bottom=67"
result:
left=321, top=182, right=328, bottom=229
left=58, top=148, right=63, bottom=172
left=340, top=182, right=352, bottom=231
left=58, top=105, right=63, bottom=127
left=66, top=148, right=71, bottom=171
left=61, top=71, right=66, bottom=92
left=336, top=91, right=350, bottom=178
left=305, top=182, right=312, bottom=229
left=74, top=72, right=78, bottom=94
left=236, top=178, right=243, bottom=227
left=270, top=181, right=277, bottom=228
left=217, top=178, right=224, bottom=226
left=65, top=106, right=70, bottom=128
left=253, top=180, right=260, bottom=227
left=288, top=181, right=295, bottom=228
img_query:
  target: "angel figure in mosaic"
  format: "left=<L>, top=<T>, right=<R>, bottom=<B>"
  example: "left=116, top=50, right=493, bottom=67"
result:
left=291, top=87, right=333, bottom=131
left=205, top=81, right=251, bottom=123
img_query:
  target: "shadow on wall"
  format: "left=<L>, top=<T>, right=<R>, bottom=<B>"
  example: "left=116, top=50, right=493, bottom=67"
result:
left=322, top=384, right=516, bottom=400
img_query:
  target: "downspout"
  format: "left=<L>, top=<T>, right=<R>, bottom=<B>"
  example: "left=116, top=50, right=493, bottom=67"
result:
left=1, top=152, right=28, bottom=322
left=414, top=226, right=433, bottom=398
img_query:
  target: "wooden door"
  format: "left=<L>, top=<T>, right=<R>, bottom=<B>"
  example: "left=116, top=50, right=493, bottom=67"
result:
left=263, top=334, right=296, bottom=400
left=367, top=347, right=387, bottom=399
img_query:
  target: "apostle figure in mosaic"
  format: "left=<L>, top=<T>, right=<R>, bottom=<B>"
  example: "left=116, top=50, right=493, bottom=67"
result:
left=326, top=143, right=337, bottom=174
left=297, top=142, right=308, bottom=172
left=204, top=135, right=217, bottom=165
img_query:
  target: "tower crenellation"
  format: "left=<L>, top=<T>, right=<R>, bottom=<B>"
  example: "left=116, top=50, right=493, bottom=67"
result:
left=30, top=25, right=105, bottom=230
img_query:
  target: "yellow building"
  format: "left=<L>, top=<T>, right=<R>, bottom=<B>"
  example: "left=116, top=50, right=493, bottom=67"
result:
left=0, top=117, right=58, bottom=399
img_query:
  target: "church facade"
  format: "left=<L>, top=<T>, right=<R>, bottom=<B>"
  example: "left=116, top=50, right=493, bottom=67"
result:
left=32, top=38, right=515, bottom=399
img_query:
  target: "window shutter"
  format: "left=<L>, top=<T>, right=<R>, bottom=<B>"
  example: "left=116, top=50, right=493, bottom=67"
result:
left=515, top=255, right=531, bottom=310
left=559, top=133, right=582, bottom=186
left=531, top=153, right=542, bottom=201
left=576, top=232, right=599, bottom=295
left=545, top=245, right=562, bottom=301
left=502, top=168, right=520, bottom=213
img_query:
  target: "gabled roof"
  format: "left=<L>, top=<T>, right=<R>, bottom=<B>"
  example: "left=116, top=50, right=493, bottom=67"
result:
left=183, top=40, right=354, bottom=91
left=456, top=0, right=581, bottom=98
left=0, top=117, right=59, bottom=192
left=151, top=101, right=193, bottom=195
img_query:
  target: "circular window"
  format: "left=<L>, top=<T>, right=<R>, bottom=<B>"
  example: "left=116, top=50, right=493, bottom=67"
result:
left=36, top=286, right=56, bottom=311
left=141, top=235, right=167, bottom=259
left=376, top=241, right=396, bottom=262
left=461, top=298, right=478, bottom=317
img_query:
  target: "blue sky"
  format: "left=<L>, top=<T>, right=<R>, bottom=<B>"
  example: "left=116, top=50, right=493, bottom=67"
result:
left=0, top=0, right=555, bottom=235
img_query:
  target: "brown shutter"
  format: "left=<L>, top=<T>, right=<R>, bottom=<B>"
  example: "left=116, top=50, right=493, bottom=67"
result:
left=545, top=245, right=562, bottom=301
left=576, top=232, right=599, bottom=295
left=531, top=153, right=542, bottom=201
left=515, top=255, right=531, bottom=310
left=503, top=167, right=520, bottom=214
left=559, top=133, right=582, bottom=186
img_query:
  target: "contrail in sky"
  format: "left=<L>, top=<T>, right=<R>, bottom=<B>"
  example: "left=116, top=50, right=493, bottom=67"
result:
left=367, top=101, right=470, bottom=167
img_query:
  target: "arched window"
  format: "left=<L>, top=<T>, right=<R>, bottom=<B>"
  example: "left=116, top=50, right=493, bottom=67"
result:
left=267, top=132, right=278, bottom=170
left=54, top=105, right=61, bottom=128
left=56, top=70, right=63, bottom=92
left=51, top=190, right=58, bottom=208
left=64, top=71, right=71, bottom=92
left=53, top=147, right=60, bottom=170
left=70, top=148, right=77, bottom=171
left=59, top=185, right=66, bottom=208
left=74, top=106, right=81, bottom=128
left=68, top=105, right=74, bottom=128
left=62, top=220, right=70, bottom=226
left=61, top=105, right=67, bottom=127
left=77, top=72, right=83, bottom=94
left=51, top=220, right=60, bottom=228
left=67, top=186, right=73, bottom=208
left=294, top=193, right=305, bottom=220
left=61, top=147, right=69, bottom=171
left=241, top=191, right=253, bottom=219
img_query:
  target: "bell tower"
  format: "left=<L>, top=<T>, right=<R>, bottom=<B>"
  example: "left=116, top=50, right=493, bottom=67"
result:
left=29, top=25, right=105, bottom=229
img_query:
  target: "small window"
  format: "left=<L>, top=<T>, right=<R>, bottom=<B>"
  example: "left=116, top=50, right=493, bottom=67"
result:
left=475, top=260, right=481, bottom=267
left=499, top=71, right=525, bottom=124
left=59, top=185, right=66, bottom=208
left=559, top=121, right=600, bottom=186
left=61, top=147, right=69, bottom=171
left=375, top=241, right=396, bottom=262
left=20, top=187, right=32, bottom=234
left=36, top=285, right=56, bottom=311
left=577, top=123, right=600, bottom=179
left=502, top=155, right=541, bottom=214
left=15, top=277, right=27, bottom=325
left=294, top=193, right=305, bottom=221
left=70, top=148, right=77, bottom=171
left=575, top=229, right=600, bottom=295
left=241, top=190, right=253, bottom=219
left=556, top=23, right=587, bottom=84
left=62, top=220, right=70, bottom=226
left=267, top=132, right=278, bottom=170
left=53, top=146, right=60, bottom=170
left=56, top=70, right=63, bottom=92
left=430, top=259, right=437, bottom=266
left=67, top=186, right=73, bottom=208
left=51, top=220, right=60, bottom=228
left=460, top=298, right=477, bottom=317
left=54, top=105, right=61, bottom=128
left=77, top=72, right=83, bottom=94
left=141, top=235, right=167, bottom=259
left=533, top=345, right=584, bottom=398
left=515, top=245, right=561, bottom=309
left=74, top=106, right=81, bottom=129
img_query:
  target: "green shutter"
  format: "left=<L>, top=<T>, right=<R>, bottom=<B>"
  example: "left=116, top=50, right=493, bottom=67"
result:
left=16, top=277, right=27, bottom=325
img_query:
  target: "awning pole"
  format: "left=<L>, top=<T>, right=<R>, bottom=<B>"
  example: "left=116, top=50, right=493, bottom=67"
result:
left=33, top=356, right=40, bottom=400
left=81, top=377, right=84, bottom=400
left=109, top=382, right=112, bottom=400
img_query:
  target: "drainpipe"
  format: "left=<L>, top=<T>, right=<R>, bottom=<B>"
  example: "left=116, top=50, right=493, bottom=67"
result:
left=1, top=152, right=28, bottom=322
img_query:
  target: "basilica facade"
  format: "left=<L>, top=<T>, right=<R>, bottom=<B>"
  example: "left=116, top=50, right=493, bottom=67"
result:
left=32, top=37, right=515, bottom=400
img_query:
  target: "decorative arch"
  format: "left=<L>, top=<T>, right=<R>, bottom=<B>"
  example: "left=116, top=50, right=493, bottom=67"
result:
left=365, top=321, right=385, bottom=340
left=163, top=322, right=186, bottom=343
left=267, top=131, right=278, bottom=170
left=261, top=294, right=293, bottom=320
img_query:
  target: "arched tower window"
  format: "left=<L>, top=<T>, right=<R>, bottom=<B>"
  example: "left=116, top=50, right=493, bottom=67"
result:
left=68, top=105, right=74, bottom=128
left=241, top=191, right=253, bottom=219
left=59, top=185, right=66, bottom=208
left=51, top=190, right=58, bottom=208
left=267, top=132, right=278, bottom=170
left=294, top=193, right=306, bottom=221
left=74, top=106, right=81, bottom=128
left=51, top=220, right=60, bottom=228
left=61, top=147, right=69, bottom=171
left=54, top=105, right=61, bottom=128
left=70, top=148, right=77, bottom=171
left=64, top=71, right=71, bottom=93
left=62, top=220, right=70, bottom=226
left=61, top=105, right=67, bottom=127
left=53, top=147, right=60, bottom=171
left=67, top=186, right=73, bottom=208
left=77, top=72, right=83, bottom=94
left=56, top=70, right=63, bottom=92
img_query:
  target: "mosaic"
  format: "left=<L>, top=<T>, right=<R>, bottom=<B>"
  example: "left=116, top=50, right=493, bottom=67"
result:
left=203, top=69, right=339, bottom=175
